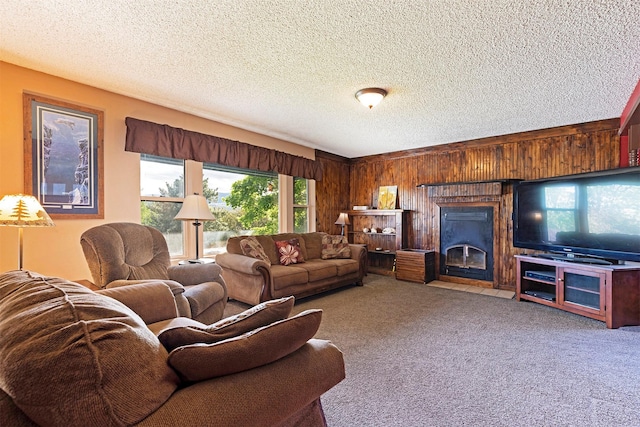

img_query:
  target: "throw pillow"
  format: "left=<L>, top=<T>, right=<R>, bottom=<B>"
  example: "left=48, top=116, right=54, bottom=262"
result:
left=156, top=296, right=295, bottom=351
left=0, top=270, right=179, bottom=427
left=240, top=236, right=271, bottom=265
left=321, top=234, right=352, bottom=259
left=168, top=309, right=322, bottom=382
left=275, top=238, right=305, bottom=265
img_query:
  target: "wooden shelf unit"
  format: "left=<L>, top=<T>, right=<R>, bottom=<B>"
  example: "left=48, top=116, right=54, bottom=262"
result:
left=515, top=255, right=640, bottom=329
left=347, top=209, right=409, bottom=275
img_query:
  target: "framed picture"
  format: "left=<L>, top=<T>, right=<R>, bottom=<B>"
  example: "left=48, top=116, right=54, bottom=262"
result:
left=377, top=185, right=398, bottom=210
left=23, top=93, right=104, bottom=218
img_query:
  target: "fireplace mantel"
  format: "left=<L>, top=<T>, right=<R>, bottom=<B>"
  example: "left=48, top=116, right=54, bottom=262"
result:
left=417, top=179, right=520, bottom=188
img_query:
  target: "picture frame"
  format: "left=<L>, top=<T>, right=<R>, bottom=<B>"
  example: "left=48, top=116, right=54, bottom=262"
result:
left=377, top=185, right=398, bottom=210
left=23, top=93, right=104, bottom=219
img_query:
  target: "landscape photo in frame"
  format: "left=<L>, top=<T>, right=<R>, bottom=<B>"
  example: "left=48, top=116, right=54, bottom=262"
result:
left=23, top=93, right=104, bottom=218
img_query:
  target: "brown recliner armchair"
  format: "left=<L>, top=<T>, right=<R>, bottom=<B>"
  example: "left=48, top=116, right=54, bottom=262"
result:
left=80, top=222, right=227, bottom=324
left=0, top=269, right=345, bottom=427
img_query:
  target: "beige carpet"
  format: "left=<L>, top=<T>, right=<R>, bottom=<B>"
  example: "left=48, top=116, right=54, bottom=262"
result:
left=224, top=274, right=640, bottom=427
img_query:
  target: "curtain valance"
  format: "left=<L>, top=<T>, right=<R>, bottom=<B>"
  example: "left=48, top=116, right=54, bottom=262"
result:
left=125, top=117, right=322, bottom=181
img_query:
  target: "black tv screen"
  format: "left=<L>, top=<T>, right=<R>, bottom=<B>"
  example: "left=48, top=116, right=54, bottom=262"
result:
left=513, top=168, right=640, bottom=263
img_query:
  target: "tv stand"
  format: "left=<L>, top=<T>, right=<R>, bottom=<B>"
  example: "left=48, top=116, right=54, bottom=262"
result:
left=516, top=255, right=640, bottom=328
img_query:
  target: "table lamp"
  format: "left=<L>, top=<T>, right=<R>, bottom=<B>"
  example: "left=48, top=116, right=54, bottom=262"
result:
left=174, top=193, right=215, bottom=263
left=335, top=212, right=350, bottom=236
left=0, top=194, right=55, bottom=270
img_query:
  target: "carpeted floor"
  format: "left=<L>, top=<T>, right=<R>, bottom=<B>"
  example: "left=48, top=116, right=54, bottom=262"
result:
left=224, top=274, right=640, bottom=427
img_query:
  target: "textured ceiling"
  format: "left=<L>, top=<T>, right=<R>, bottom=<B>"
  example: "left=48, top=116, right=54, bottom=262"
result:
left=1, top=1, right=639, bottom=158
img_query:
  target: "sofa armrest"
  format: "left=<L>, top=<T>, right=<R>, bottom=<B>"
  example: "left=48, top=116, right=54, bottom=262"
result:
left=106, top=279, right=191, bottom=319
left=168, top=263, right=224, bottom=287
left=349, top=244, right=368, bottom=276
left=216, top=252, right=274, bottom=304
left=96, top=282, right=179, bottom=324
left=215, top=252, right=271, bottom=275
left=137, top=339, right=345, bottom=427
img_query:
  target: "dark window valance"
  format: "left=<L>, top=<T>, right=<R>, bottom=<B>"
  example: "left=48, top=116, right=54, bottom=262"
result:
left=125, top=117, right=322, bottom=181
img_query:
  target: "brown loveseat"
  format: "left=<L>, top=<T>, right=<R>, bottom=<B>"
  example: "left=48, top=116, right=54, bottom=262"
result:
left=216, top=232, right=367, bottom=305
left=0, top=270, right=345, bottom=427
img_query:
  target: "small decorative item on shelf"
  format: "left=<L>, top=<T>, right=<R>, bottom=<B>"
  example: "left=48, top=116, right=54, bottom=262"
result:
left=375, top=247, right=383, bottom=251
left=370, top=227, right=378, bottom=233
left=377, top=186, right=398, bottom=210
left=362, top=227, right=370, bottom=233
left=382, top=227, right=395, bottom=234
left=353, top=205, right=370, bottom=210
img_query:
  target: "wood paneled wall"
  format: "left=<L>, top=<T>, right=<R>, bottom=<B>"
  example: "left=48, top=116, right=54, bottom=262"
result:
left=315, top=150, right=351, bottom=235
left=316, top=118, right=621, bottom=290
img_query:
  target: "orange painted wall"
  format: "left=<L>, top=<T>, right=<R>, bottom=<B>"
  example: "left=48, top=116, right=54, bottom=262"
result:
left=0, top=61, right=314, bottom=281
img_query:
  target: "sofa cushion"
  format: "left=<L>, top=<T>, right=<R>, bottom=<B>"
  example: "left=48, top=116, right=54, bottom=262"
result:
left=168, top=309, right=322, bottom=382
left=227, top=235, right=278, bottom=264
left=303, top=232, right=326, bottom=260
left=240, top=236, right=272, bottom=265
left=332, top=258, right=361, bottom=276
left=296, top=259, right=338, bottom=282
left=275, top=238, right=305, bottom=265
left=271, top=264, right=309, bottom=290
left=154, top=296, right=295, bottom=351
left=273, top=233, right=308, bottom=260
left=255, top=235, right=279, bottom=264
left=321, top=234, right=351, bottom=259
left=0, top=270, right=179, bottom=427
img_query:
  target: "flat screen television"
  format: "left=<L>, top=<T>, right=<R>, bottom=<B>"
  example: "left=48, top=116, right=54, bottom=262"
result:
left=513, top=168, right=640, bottom=264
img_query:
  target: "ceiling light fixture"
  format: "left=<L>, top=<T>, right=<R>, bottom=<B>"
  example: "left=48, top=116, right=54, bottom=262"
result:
left=355, top=88, right=387, bottom=109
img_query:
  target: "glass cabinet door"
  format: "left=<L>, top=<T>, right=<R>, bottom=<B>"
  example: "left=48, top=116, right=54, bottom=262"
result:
left=558, top=267, right=605, bottom=315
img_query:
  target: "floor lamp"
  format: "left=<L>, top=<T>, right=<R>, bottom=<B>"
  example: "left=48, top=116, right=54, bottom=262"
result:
left=0, top=194, right=55, bottom=270
left=174, top=193, right=215, bottom=263
left=334, top=212, right=350, bottom=236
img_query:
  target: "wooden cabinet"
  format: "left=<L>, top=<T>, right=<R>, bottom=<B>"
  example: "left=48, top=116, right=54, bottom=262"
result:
left=515, top=255, right=640, bottom=328
left=396, top=249, right=435, bottom=283
left=346, top=209, right=409, bottom=275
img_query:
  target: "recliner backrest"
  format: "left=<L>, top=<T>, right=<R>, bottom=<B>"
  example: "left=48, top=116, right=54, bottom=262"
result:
left=81, top=222, right=171, bottom=287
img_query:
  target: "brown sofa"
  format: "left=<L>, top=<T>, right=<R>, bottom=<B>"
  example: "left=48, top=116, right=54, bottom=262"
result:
left=216, top=232, right=367, bottom=305
left=0, top=270, right=345, bottom=427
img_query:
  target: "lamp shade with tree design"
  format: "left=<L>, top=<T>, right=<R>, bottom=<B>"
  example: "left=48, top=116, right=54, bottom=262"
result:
left=0, top=194, right=54, bottom=270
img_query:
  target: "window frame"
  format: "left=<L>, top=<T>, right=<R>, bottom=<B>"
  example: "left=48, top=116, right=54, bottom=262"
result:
left=139, top=154, right=188, bottom=258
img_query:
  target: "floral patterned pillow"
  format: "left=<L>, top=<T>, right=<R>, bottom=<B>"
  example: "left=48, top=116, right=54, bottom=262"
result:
left=275, top=238, right=305, bottom=266
left=321, top=234, right=351, bottom=259
left=240, top=236, right=271, bottom=265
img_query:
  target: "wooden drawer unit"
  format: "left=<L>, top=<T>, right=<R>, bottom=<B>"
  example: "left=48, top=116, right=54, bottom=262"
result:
left=396, top=249, right=435, bottom=284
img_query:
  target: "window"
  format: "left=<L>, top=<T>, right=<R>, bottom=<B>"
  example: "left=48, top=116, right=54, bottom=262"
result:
left=140, top=154, right=185, bottom=256
left=201, top=163, right=278, bottom=255
left=140, top=156, right=315, bottom=260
